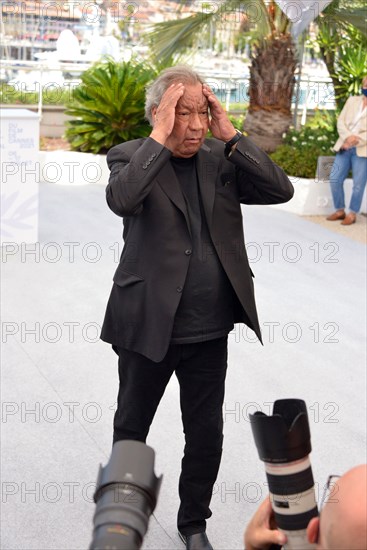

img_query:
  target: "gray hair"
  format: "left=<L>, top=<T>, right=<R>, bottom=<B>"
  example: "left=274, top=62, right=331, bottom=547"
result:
left=145, top=65, right=204, bottom=125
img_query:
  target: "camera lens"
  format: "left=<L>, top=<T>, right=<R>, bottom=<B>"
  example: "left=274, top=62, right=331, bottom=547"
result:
left=249, top=399, right=318, bottom=550
left=90, top=440, right=162, bottom=550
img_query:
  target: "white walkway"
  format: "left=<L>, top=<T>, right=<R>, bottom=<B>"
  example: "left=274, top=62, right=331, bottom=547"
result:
left=1, top=182, right=366, bottom=549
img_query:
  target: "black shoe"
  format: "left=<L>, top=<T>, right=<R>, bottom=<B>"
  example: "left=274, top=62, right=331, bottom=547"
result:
left=178, top=531, right=214, bottom=550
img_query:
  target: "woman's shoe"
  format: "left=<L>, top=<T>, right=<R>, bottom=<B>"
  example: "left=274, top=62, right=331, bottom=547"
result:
left=341, top=212, right=357, bottom=225
left=326, top=210, right=346, bottom=221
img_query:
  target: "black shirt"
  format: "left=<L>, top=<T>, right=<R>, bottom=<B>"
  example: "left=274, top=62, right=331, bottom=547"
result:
left=170, top=155, right=235, bottom=343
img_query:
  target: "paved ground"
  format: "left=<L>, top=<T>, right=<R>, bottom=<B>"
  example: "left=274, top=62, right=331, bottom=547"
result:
left=303, top=213, right=367, bottom=244
left=1, top=182, right=366, bottom=550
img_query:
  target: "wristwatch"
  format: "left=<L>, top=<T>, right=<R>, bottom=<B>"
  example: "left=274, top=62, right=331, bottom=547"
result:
left=224, top=129, right=242, bottom=157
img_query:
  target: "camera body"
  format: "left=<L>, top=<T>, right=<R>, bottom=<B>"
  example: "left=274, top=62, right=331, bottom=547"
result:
left=249, top=399, right=318, bottom=550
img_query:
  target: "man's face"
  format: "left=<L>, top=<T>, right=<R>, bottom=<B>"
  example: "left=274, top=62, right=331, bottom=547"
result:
left=165, top=83, right=209, bottom=158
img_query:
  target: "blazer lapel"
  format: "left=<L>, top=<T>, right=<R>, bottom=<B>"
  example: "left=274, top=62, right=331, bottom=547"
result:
left=196, top=142, right=220, bottom=231
left=156, top=161, right=191, bottom=232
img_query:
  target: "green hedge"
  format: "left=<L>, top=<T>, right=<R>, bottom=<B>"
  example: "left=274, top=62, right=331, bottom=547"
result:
left=270, top=110, right=339, bottom=178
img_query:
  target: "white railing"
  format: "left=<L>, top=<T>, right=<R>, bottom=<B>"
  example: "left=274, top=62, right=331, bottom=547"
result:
left=1, top=59, right=336, bottom=125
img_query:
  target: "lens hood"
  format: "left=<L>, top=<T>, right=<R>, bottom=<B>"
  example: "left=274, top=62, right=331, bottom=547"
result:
left=249, top=399, right=311, bottom=463
left=90, top=440, right=163, bottom=550
left=94, top=440, right=162, bottom=507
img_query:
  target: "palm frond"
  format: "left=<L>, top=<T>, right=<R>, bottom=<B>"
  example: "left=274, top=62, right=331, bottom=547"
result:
left=147, top=14, right=212, bottom=65
left=318, top=5, right=367, bottom=38
left=147, top=0, right=272, bottom=66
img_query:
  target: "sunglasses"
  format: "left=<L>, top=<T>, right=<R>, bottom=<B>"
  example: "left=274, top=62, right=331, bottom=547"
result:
left=316, top=475, right=341, bottom=544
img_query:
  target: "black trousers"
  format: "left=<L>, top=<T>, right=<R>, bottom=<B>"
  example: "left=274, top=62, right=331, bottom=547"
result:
left=113, top=336, right=228, bottom=535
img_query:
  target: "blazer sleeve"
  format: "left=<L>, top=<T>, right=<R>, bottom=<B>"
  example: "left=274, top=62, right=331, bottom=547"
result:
left=353, top=100, right=367, bottom=148
left=357, top=123, right=367, bottom=148
left=229, top=136, right=294, bottom=205
left=106, top=137, right=172, bottom=217
left=337, top=97, right=360, bottom=141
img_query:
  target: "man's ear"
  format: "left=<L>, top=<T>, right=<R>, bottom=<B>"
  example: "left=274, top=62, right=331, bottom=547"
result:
left=307, top=517, right=319, bottom=544
left=151, top=106, right=157, bottom=124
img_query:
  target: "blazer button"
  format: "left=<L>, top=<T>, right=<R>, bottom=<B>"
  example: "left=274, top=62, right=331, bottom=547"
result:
left=176, top=286, right=183, bottom=293
left=185, top=249, right=192, bottom=255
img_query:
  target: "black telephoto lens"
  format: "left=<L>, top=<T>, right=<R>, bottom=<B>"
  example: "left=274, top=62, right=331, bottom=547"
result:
left=89, top=440, right=162, bottom=550
left=249, top=399, right=318, bottom=550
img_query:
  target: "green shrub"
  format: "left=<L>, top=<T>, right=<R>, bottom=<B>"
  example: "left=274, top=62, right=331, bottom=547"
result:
left=65, top=58, right=157, bottom=154
left=270, top=144, right=324, bottom=178
left=270, top=110, right=339, bottom=178
left=207, top=113, right=245, bottom=138
left=333, top=44, right=367, bottom=105
left=228, top=113, right=245, bottom=131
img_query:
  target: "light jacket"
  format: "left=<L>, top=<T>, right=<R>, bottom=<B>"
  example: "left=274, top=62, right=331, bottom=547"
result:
left=333, top=96, right=367, bottom=157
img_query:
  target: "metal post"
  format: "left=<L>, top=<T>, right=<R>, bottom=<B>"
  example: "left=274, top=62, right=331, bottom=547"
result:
left=38, top=62, right=43, bottom=121
left=293, top=30, right=306, bottom=130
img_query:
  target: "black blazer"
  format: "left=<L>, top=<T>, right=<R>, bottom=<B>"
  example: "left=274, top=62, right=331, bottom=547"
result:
left=100, top=136, right=294, bottom=362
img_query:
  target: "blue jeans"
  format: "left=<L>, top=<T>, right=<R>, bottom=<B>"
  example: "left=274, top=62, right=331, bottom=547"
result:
left=330, top=148, right=367, bottom=213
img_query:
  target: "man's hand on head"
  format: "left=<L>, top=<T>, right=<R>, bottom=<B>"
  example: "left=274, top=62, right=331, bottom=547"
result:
left=202, top=84, right=237, bottom=142
left=150, top=82, right=185, bottom=145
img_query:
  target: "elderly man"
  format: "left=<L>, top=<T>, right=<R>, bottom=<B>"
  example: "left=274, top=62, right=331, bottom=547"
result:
left=244, top=464, right=367, bottom=550
left=101, top=65, right=294, bottom=550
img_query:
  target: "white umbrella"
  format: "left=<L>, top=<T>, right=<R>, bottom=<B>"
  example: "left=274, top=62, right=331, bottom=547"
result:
left=274, top=0, right=333, bottom=37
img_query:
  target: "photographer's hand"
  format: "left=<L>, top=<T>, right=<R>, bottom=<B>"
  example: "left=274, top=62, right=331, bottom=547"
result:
left=202, top=84, right=237, bottom=142
left=150, top=83, right=185, bottom=145
left=244, top=497, right=287, bottom=550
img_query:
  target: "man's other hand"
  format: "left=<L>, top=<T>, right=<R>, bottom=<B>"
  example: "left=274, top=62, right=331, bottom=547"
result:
left=202, top=85, right=237, bottom=142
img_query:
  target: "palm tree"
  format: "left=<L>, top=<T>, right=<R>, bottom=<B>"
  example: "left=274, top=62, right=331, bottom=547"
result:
left=241, top=3, right=296, bottom=152
left=316, top=0, right=367, bottom=110
left=147, top=0, right=366, bottom=152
